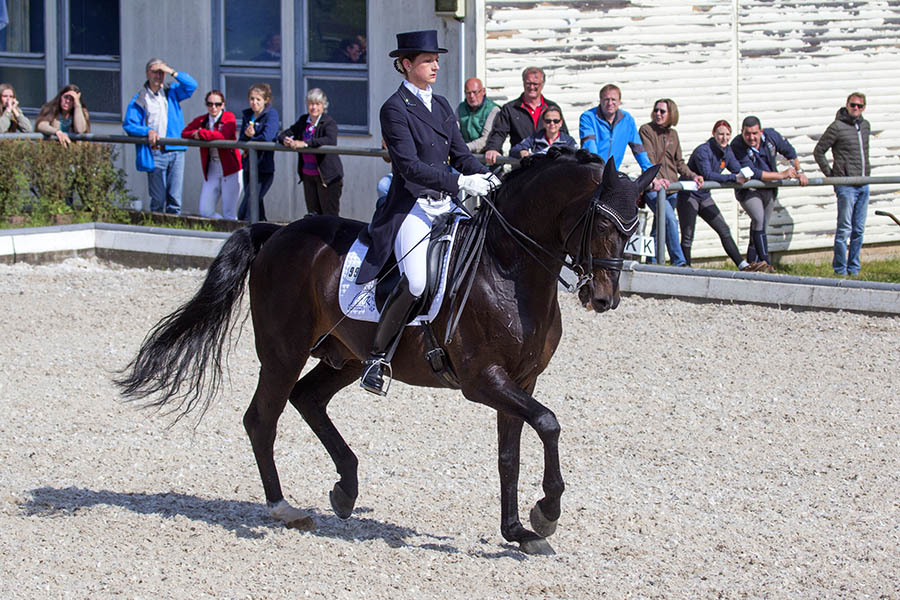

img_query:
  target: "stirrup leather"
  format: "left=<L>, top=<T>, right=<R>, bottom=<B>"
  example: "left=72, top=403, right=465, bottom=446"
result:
left=360, top=357, right=392, bottom=396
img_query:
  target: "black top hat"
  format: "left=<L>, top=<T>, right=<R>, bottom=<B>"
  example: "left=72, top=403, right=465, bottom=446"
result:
left=389, top=30, right=448, bottom=57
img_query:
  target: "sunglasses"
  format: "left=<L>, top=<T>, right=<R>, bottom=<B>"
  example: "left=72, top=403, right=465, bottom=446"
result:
left=206, top=101, right=224, bottom=107
left=543, top=118, right=561, bottom=124
left=653, top=108, right=667, bottom=114
left=849, top=102, right=865, bottom=109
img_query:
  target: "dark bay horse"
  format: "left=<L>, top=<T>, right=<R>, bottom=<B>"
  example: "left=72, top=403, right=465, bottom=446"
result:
left=117, top=148, right=659, bottom=555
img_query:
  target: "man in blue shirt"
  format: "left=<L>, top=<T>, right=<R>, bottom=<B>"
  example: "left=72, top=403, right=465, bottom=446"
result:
left=579, top=84, right=653, bottom=172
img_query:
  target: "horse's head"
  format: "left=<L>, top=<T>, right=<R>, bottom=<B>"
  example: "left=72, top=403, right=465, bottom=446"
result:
left=571, top=159, right=660, bottom=313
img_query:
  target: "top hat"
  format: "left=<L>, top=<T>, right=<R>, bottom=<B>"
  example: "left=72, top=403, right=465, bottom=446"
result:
left=389, top=30, right=448, bottom=57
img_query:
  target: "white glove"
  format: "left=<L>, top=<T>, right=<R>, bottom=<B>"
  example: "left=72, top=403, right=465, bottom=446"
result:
left=458, top=173, right=491, bottom=196
left=483, top=172, right=502, bottom=190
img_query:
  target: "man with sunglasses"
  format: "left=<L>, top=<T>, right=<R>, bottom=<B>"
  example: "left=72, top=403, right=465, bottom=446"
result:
left=813, top=92, right=872, bottom=276
left=123, top=58, right=197, bottom=214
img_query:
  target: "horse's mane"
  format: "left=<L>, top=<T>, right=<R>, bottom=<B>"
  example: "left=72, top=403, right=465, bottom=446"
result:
left=495, top=147, right=604, bottom=208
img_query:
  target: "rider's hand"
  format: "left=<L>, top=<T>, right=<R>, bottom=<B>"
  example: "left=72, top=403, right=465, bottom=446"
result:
left=483, top=172, right=502, bottom=190
left=458, top=173, right=491, bottom=196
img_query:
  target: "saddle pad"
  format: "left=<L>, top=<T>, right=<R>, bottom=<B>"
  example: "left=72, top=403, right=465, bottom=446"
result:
left=339, top=215, right=465, bottom=324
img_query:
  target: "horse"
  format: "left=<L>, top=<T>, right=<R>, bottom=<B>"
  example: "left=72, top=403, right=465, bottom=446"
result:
left=116, top=147, right=659, bottom=555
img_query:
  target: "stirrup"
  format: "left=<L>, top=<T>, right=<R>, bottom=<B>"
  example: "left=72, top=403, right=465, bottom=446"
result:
left=360, top=358, right=392, bottom=396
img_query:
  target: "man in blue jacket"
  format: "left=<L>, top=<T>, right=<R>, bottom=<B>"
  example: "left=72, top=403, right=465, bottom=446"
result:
left=123, top=58, right=197, bottom=214
left=730, top=116, right=808, bottom=271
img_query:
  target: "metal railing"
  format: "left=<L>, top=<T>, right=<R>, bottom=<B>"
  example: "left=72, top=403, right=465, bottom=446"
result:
left=655, top=176, right=900, bottom=265
left=3, top=132, right=898, bottom=264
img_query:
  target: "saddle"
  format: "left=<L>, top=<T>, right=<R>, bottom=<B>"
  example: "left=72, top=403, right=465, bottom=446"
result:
left=373, top=211, right=458, bottom=315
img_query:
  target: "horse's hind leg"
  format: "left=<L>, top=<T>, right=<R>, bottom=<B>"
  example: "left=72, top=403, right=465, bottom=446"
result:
left=289, top=361, right=361, bottom=519
left=243, top=364, right=314, bottom=530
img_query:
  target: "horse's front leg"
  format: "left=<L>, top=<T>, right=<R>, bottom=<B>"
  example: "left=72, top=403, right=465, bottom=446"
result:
left=468, top=368, right=564, bottom=555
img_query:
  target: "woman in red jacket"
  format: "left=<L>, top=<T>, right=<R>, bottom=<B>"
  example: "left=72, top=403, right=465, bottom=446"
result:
left=182, top=90, right=242, bottom=219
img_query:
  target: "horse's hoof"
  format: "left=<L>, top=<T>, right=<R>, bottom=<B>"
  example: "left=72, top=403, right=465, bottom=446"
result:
left=268, top=499, right=315, bottom=531
left=329, top=482, right=355, bottom=519
left=520, top=537, right=556, bottom=556
left=529, top=503, right=558, bottom=538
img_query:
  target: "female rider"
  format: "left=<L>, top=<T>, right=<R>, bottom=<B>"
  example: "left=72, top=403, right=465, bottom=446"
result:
left=356, top=30, right=497, bottom=396
left=678, top=120, right=759, bottom=271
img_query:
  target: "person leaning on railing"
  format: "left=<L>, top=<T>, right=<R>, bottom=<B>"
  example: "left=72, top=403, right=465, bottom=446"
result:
left=35, top=84, right=90, bottom=148
left=0, top=83, right=33, bottom=133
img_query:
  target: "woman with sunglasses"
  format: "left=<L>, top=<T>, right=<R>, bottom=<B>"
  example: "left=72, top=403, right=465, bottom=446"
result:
left=181, top=90, right=242, bottom=219
left=638, top=98, right=702, bottom=266
left=508, top=105, right=576, bottom=158
left=677, top=120, right=758, bottom=270
left=35, top=84, right=90, bottom=148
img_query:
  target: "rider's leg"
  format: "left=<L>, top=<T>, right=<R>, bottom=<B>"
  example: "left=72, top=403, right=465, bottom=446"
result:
left=360, top=204, right=430, bottom=395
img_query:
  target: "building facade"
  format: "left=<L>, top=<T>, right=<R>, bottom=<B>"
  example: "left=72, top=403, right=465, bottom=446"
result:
left=2, top=0, right=899, bottom=259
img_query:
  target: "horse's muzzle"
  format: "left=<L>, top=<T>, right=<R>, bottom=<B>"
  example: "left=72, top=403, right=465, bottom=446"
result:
left=578, top=281, right=619, bottom=313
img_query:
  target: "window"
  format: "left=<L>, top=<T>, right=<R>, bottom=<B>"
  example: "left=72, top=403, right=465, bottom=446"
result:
left=215, top=0, right=283, bottom=121
left=0, top=0, right=47, bottom=111
left=59, top=0, right=121, bottom=118
left=301, top=0, right=368, bottom=132
left=212, top=0, right=369, bottom=132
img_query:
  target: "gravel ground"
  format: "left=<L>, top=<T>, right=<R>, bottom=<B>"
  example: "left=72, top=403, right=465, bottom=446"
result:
left=1, top=257, right=898, bottom=599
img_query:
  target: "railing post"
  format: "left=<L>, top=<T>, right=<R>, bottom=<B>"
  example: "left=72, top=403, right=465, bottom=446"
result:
left=656, top=183, right=667, bottom=265
left=248, top=147, right=259, bottom=224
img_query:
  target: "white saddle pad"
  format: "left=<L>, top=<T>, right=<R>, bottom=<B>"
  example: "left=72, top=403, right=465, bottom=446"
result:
left=339, top=215, right=467, bottom=324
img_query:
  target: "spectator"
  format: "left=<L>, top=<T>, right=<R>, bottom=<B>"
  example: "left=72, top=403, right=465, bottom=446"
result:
left=181, top=89, right=242, bottom=220
left=278, top=87, right=344, bottom=216
left=253, top=33, right=281, bottom=61
left=813, top=92, right=871, bottom=276
left=331, top=38, right=363, bottom=63
left=678, top=119, right=757, bottom=270
left=638, top=98, right=701, bottom=266
left=483, top=66, right=568, bottom=165
left=123, top=58, right=197, bottom=215
left=0, top=83, right=33, bottom=132
left=579, top=84, right=651, bottom=171
left=731, top=116, right=808, bottom=272
left=509, top=105, right=576, bottom=158
left=35, top=84, right=90, bottom=148
left=457, top=77, right=499, bottom=153
left=376, top=137, right=392, bottom=207
left=237, top=83, right=279, bottom=222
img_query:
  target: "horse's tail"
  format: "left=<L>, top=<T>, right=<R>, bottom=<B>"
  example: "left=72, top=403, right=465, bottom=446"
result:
left=115, top=223, right=282, bottom=421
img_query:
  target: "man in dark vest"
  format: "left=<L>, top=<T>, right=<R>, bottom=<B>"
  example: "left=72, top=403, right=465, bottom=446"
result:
left=457, top=77, right=499, bottom=154
left=483, top=66, right=568, bottom=165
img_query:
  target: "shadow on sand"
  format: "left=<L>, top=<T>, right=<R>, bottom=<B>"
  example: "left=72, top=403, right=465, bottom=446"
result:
left=22, top=486, right=527, bottom=560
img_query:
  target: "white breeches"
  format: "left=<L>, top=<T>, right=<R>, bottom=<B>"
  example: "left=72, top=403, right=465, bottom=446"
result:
left=198, top=160, right=242, bottom=220
left=394, top=196, right=459, bottom=297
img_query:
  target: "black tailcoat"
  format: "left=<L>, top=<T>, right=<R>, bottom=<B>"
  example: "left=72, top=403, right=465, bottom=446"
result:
left=357, top=84, right=487, bottom=284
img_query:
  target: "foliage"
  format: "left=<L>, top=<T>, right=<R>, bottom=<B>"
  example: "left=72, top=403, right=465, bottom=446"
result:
left=708, top=257, right=900, bottom=284
left=0, top=139, right=132, bottom=226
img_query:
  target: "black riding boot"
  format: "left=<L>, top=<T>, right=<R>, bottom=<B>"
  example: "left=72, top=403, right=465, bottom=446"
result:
left=360, top=276, right=421, bottom=396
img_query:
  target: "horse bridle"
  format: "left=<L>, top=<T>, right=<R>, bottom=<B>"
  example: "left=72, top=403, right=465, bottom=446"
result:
left=480, top=183, right=637, bottom=294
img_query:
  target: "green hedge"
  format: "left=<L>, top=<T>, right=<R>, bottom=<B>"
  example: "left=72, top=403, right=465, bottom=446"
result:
left=0, top=139, right=132, bottom=225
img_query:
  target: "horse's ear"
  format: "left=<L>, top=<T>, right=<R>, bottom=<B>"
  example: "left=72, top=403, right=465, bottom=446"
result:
left=635, top=164, right=661, bottom=190
left=602, top=156, right=619, bottom=187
